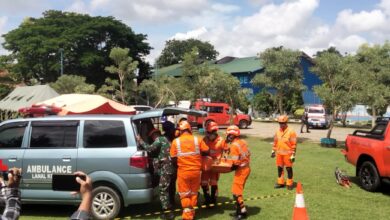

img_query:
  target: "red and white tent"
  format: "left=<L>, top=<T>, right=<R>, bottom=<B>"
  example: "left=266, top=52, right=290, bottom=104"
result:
left=19, top=94, right=136, bottom=116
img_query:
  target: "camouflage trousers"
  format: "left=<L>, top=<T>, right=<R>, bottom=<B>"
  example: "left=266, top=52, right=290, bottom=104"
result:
left=159, top=174, right=173, bottom=210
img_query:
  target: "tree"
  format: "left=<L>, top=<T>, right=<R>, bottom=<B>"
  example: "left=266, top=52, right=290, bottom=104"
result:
left=2, top=10, right=151, bottom=86
left=139, top=75, right=183, bottom=107
left=105, top=47, right=139, bottom=104
left=144, top=49, right=249, bottom=115
left=355, top=42, right=390, bottom=127
left=50, top=75, right=95, bottom=94
left=252, top=47, right=304, bottom=114
left=157, top=39, right=218, bottom=67
left=96, top=78, right=120, bottom=100
left=311, top=50, right=362, bottom=138
left=252, top=89, right=275, bottom=116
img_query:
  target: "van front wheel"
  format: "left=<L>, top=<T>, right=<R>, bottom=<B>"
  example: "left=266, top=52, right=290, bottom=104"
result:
left=91, top=186, right=122, bottom=220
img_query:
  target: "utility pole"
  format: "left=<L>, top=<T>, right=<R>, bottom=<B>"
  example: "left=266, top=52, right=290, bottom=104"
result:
left=59, top=48, right=64, bottom=76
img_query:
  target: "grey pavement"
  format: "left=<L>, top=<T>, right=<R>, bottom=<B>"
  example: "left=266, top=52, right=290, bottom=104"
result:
left=240, top=121, right=363, bottom=143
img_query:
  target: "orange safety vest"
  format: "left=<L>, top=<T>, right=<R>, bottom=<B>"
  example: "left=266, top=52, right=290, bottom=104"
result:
left=273, top=127, right=297, bottom=155
left=201, top=136, right=223, bottom=159
left=171, top=133, right=208, bottom=171
left=226, top=139, right=250, bottom=168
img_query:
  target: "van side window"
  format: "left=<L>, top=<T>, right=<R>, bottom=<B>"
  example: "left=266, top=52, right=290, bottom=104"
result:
left=0, top=122, right=27, bottom=148
left=84, top=120, right=127, bottom=148
left=30, top=121, right=78, bottom=148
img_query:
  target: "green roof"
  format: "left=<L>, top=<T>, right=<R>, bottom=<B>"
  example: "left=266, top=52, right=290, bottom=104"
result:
left=155, top=56, right=263, bottom=77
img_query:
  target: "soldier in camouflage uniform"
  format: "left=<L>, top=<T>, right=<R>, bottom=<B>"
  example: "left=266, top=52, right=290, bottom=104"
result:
left=137, top=128, right=175, bottom=220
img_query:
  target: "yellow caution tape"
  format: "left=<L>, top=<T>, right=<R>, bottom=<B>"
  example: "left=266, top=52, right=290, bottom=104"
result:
left=115, top=192, right=292, bottom=219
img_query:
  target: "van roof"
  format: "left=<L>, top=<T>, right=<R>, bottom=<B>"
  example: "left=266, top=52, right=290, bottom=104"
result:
left=0, top=114, right=132, bottom=124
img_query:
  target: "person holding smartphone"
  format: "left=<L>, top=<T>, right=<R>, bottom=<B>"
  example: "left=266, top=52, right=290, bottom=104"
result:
left=69, top=171, right=93, bottom=220
left=0, top=167, right=22, bottom=220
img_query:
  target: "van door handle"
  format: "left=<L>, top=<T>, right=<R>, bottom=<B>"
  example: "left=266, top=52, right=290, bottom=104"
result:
left=62, top=156, right=71, bottom=162
left=8, top=156, right=17, bottom=162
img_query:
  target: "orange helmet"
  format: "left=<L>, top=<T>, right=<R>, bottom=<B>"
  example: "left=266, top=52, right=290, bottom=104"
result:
left=178, top=120, right=191, bottom=131
left=148, top=128, right=161, bottom=137
left=226, top=125, right=240, bottom=136
left=206, top=121, right=218, bottom=133
left=277, top=115, right=289, bottom=123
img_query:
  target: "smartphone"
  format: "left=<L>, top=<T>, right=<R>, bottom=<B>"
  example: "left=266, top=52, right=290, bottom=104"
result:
left=2, top=172, right=9, bottom=181
left=52, top=174, right=86, bottom=191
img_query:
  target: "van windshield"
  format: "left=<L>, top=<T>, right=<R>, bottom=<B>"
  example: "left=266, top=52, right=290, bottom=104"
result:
left=308, top=109, right=324, bottom=114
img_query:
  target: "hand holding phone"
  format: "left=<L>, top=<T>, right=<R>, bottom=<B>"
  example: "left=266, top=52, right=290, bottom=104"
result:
left=52, top=174, right=86, bottom=191
left=2, top=168, right=22, bottom=188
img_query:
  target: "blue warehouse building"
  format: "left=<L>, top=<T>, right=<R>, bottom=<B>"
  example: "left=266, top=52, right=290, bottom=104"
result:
left=155, top=53, right=322, bottom=105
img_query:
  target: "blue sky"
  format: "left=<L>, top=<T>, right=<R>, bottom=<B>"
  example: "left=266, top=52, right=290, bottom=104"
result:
left=0, top=0, right=389, bottom=63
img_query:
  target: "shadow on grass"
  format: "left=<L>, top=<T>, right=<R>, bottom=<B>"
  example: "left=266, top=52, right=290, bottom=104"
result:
left=348, top=176, right=390, bottom=196
left=119, top=195, right=261, bottom=219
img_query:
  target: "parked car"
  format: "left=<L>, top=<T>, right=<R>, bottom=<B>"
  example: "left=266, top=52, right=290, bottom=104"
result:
left=0, top=108, right=205, bottom=219
left=186, top=100, right=252, bottom=129
left=305, top=105, right=330, bottom=128
left=342, top=117, right=390, bottom=191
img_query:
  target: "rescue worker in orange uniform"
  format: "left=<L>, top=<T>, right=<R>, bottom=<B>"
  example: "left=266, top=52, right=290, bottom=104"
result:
left=271, top=115, right=297, bottom=190
left=225, top=125, right=250, bottom=220
left=170, top=120, right=209, bottom=220
left=200, top=121, right=223, bottom=206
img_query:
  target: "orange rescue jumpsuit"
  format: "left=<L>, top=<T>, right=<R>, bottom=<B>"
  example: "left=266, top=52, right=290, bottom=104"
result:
left=170, top=133, right=209, bottom=220
left=226, top=138, right=251, bottom=214
left=200, top=136, right=223, bottom=187
left=273, top=127, right=297, bottom=186
left=200, top=136, right=223, bottom=204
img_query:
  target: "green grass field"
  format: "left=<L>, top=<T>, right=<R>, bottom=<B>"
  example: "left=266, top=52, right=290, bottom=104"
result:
left=20, top=136, right=390, bottom=220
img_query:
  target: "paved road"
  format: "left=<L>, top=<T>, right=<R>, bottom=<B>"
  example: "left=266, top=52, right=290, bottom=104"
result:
left=240, top=121, right=362, bottom=143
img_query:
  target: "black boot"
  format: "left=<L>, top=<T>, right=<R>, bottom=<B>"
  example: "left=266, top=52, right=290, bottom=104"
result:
left=202, top=185, right=211, bottom=206
left=210, top=185, right=218, bottom=205
left=230, top=195, right=248, bottom=219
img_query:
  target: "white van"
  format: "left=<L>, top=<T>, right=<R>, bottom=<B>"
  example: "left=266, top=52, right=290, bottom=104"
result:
left=305, top=105, right=330, bottom=128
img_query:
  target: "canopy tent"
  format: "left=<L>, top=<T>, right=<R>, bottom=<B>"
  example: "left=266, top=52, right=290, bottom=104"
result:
left=0, top=85, right=59, bottom=111
left=27, top=94, right=136, bottom=115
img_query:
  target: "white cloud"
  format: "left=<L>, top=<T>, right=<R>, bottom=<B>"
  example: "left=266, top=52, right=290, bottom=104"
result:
left=211, top=3, right=240, bottom=13
left=89, top=0, right=209, bottom=24
left=379, top=0, right=390, bottom=15
left=336, top=9, right=387, bottom=32
left=235, top=0, right=319, bottom=37
left=66, top=0, right=91, bottom=14
left=171, top=27, right=208, bottom=40
left=164, top=0, right=390, bottom=63
left=248, top=0, right=273, bottom=6
left=330, top=35, right=368, bottom=54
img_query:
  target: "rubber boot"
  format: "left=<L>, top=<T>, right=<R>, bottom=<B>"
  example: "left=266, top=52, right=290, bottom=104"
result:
left=230, top=195, right=247, bottom=220
left=210, top=185, right=218, bottom=205
left=274, top=166, right=285, bottom=188
left=286, top=167, right=294, bottom=190
left=202, top=185, right=211, bottom=206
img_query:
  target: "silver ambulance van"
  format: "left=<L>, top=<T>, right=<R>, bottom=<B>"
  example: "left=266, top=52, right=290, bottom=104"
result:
left=0, top=108, right=206, bottom=219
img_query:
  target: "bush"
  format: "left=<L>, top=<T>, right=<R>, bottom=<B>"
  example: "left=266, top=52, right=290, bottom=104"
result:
left=294, top=108, right=304, bottom=119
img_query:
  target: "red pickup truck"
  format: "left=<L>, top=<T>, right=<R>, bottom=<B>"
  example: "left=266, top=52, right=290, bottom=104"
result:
left=186, top=101, right=252, bottom=129
left=343, top=117, right=390, bottom=191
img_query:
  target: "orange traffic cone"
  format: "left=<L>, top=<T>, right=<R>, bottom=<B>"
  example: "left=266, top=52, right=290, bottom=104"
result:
left=292, top=182, right=309, bottom=220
